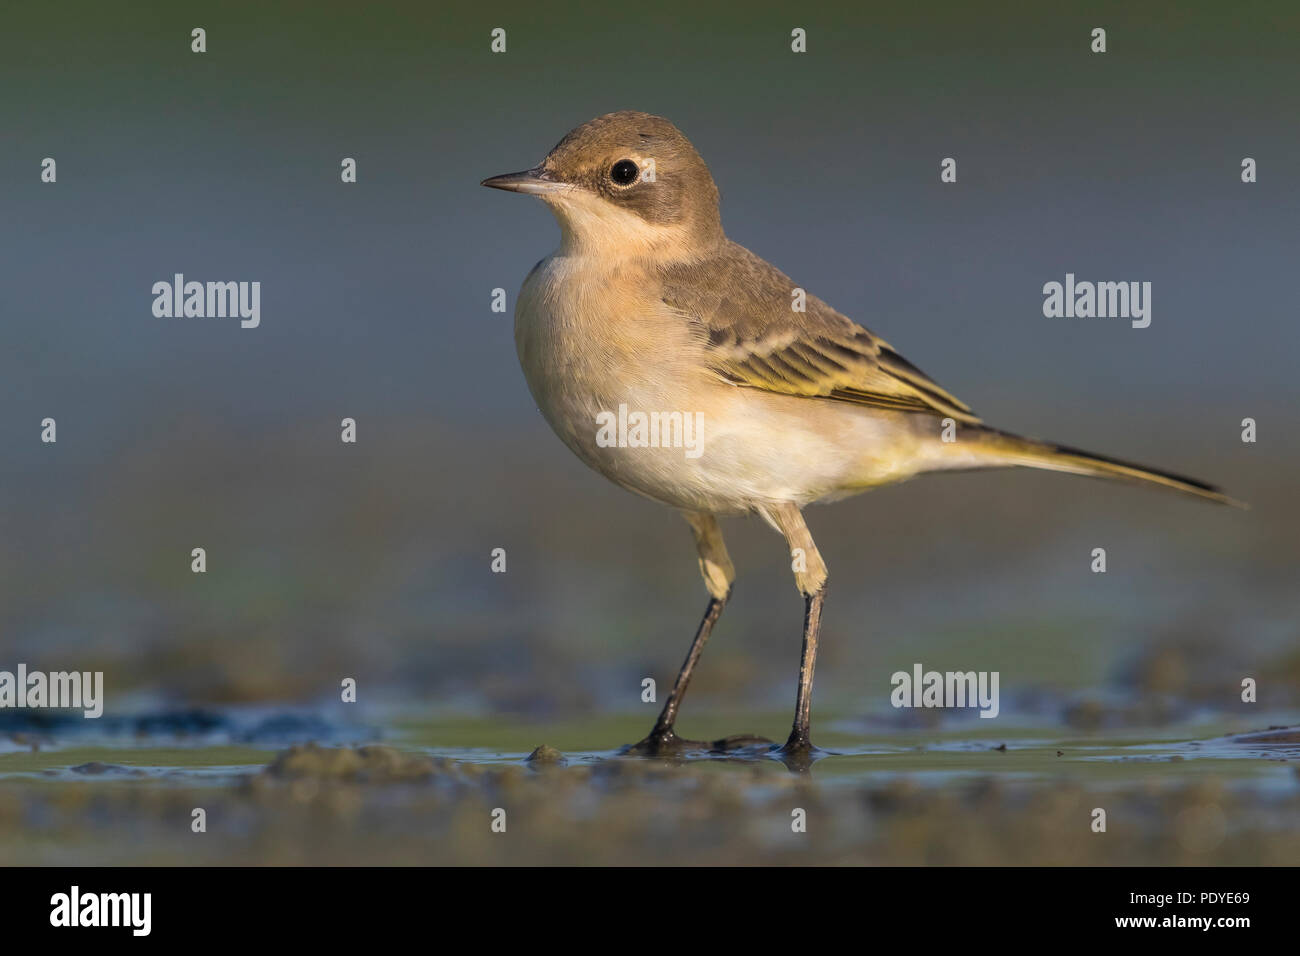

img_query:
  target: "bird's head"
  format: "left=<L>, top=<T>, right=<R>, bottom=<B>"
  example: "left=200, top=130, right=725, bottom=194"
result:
left=482, top=111, right=723, bottom=259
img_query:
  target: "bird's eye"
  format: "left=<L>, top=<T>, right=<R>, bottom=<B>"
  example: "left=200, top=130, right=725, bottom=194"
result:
left=610, top=159, right=640, bottom=185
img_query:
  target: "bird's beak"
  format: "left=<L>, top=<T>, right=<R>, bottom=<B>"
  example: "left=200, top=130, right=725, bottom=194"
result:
left=480, top=166, right=564, bottom=195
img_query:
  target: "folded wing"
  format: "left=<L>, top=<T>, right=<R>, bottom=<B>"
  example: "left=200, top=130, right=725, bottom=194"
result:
left=661, top=242, right=980, bottom=425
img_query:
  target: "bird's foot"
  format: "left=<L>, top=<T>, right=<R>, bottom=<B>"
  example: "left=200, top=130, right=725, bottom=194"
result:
left=709, top=733, right=775, bottom=752
left=620, top=727, right=698, bottom=756
left=621, top=728, right=773, bottom=757
left=771, top=731, right=827, bottom=772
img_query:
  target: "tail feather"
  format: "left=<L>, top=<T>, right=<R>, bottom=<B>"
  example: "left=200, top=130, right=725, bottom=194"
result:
left=968, top=428, right=1245, bottom=508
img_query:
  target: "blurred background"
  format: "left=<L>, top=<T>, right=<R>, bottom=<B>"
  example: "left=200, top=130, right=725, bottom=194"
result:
left=2, top=0, right=1297, bottom=734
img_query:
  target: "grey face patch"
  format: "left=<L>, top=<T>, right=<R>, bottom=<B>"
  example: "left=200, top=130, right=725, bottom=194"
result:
left=594, top=156, right=686, bottom=226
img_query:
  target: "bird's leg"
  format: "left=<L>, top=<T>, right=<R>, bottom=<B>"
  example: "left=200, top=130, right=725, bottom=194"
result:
left=787, top=588, right=826, bottom=752
left=626, top=513, right=755, bottom=755
left=634, top=590, right=728, bottom=752
left=765, top=503, right=829, bottom=757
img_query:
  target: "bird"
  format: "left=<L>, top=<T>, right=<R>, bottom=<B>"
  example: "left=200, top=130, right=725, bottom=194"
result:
left=482, top=110, right=1238, bottom=763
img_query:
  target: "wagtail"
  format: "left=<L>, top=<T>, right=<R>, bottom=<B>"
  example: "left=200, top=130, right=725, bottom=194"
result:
left=483, top=111, right=1237, bottom=761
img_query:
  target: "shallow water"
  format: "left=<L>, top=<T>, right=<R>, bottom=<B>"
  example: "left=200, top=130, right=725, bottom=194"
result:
left=2, top=706, right=1297, bottom=865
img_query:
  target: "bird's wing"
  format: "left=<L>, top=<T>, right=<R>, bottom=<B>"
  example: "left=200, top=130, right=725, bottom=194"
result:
left=660, top=243, right=981, bottom=424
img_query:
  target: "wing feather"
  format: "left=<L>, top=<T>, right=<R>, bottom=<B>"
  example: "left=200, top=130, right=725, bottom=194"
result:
left=661, top=242, right=980, bottom=424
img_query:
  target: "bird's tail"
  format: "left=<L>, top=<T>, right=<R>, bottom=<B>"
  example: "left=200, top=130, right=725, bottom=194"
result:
left=957, top=427, right=1245, bottom=508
